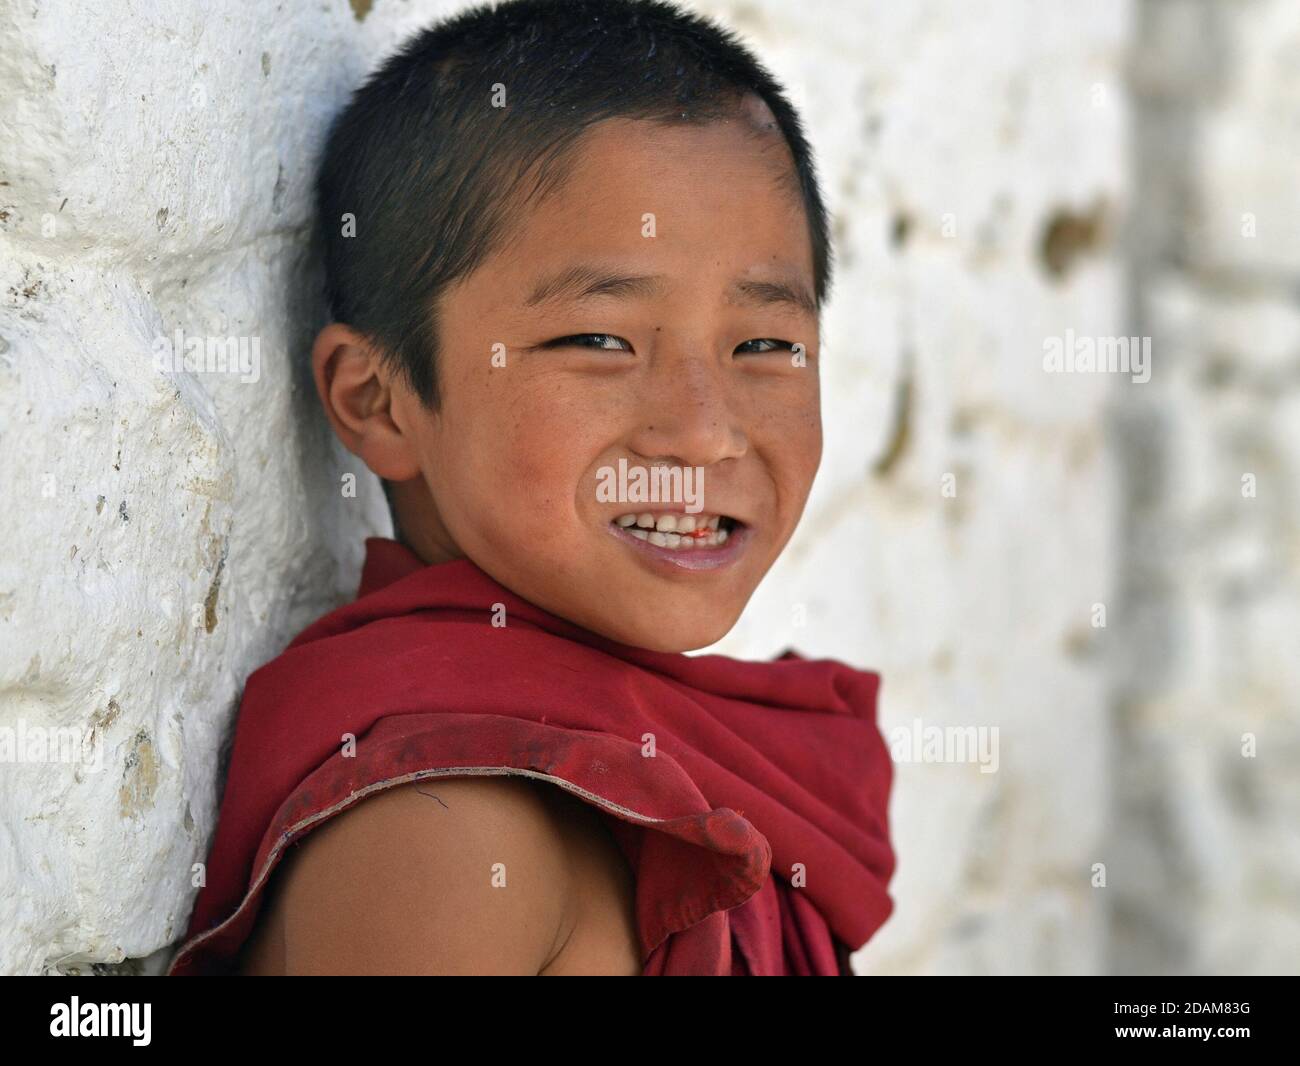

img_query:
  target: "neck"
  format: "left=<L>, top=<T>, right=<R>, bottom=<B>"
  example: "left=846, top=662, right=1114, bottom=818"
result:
left=387, top=476, right=463, bottom=567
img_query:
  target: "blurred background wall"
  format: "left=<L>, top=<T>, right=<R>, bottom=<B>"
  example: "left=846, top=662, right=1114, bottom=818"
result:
left=0, top=0, right=1294, bottom=975
left=1108, top=0, right=1300, bottom=974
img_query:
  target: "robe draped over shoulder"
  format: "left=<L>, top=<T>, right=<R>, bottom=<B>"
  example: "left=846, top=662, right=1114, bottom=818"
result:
left=168, top=538, right=895, bottom=976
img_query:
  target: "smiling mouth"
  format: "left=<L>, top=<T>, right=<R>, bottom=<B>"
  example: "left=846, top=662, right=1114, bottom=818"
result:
left=610, top=511, right=740, bottom=550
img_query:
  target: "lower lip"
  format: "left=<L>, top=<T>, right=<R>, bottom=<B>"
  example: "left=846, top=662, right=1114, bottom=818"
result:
left=606, top=521, right=751, bottom=572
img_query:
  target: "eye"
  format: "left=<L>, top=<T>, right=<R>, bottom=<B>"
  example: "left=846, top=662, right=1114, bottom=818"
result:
left=735, top=338, right=797, bottom=354
left=544, top=333, right=632, bottom=352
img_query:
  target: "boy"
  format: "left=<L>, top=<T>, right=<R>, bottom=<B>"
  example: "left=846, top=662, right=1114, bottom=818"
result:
left=168, top=0, right=895, bottom=976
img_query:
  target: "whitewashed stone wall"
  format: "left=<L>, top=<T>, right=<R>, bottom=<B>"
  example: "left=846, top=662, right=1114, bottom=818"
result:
left=0, top=0, right=413, bottom=974
left=1, top=0, right=1288, bottom=977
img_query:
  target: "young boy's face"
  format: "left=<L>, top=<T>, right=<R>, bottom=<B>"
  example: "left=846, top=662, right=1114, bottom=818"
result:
left=337, top=98, right=823, bottom=652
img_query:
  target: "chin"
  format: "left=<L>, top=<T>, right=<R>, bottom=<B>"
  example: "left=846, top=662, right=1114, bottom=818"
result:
left=605, top=613, right=738, bottom=654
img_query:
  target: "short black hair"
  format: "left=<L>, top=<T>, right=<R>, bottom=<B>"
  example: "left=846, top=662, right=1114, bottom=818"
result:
left=316, top=0, right=834, bottom=410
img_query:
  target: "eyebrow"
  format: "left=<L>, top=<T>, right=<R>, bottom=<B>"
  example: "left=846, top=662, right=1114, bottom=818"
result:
left=523, top=264, right=818, bottom=317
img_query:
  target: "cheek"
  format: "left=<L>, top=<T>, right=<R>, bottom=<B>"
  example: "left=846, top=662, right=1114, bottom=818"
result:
left=478, top=415, right=601, bottom=574
left=756, top=379, right=823, bottom=487
left=500, top=390, right=589, bottom=500
left=444, top=380, right=609, bottom=538
left=802, top=399, right=824, bottom=472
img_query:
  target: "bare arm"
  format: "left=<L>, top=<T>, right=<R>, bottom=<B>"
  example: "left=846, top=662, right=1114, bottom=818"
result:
left=271, top=775, right=576, bottom=975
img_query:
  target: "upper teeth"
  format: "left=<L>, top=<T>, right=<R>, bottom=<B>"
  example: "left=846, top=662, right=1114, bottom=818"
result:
left=614, top=513, right=723, bottom=532
left=612, top=512, right=731, bottom=549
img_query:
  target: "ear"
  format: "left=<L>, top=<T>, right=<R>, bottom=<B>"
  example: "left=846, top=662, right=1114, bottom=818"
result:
left=310, top=323, right=423, bottom=482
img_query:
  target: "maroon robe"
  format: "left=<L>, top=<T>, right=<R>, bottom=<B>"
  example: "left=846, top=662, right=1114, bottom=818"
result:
left=169, top=537, right=895, bottom=975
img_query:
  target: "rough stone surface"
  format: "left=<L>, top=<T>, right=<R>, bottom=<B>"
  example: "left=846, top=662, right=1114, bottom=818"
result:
left=0, top=0, right=409, bottom=974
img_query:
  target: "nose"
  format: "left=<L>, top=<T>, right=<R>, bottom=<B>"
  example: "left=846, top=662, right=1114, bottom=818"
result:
left=625, top=353, right=748, bottom=469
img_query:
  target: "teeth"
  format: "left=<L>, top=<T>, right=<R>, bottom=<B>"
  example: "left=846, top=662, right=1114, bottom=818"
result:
left=614, top=513, right=731, bottom=528
left=612, top=512, right=736, bottom=550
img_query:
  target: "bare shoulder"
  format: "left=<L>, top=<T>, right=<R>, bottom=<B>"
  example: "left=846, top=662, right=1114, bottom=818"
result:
left=258, top=774, right=577, bottom=975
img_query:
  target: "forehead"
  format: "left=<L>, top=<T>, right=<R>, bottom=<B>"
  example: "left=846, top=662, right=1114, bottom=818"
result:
left=450, top=111, right=813, bottom=316
left=539, top=109, right=803, bottom=224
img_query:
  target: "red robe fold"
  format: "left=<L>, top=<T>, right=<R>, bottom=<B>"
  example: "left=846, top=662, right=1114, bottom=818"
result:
left=168, top=537, right=895, bottom=976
